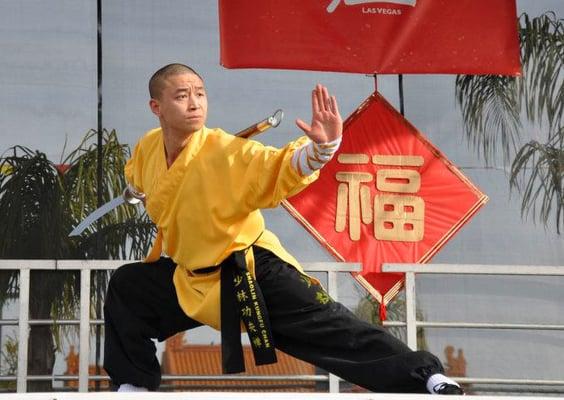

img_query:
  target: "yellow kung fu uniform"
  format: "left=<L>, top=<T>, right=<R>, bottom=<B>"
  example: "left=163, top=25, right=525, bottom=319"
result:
left=124, top=126, right=319, bottom=330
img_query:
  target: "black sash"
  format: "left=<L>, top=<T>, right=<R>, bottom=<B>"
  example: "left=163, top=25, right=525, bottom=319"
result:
left=219, top=249, right=277, bottom=374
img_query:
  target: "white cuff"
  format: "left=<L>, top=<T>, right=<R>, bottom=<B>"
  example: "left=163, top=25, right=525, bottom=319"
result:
left=291, top=136, right=342, bottom=176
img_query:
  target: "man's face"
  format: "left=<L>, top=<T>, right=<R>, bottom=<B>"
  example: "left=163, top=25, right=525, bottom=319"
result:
left=151, top=72, right=208, bottom=135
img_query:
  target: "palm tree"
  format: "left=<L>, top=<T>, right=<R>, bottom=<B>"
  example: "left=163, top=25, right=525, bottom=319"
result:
left=455, top=12, right=563, bottom=233
left=0, top=129, right=155, bottom=391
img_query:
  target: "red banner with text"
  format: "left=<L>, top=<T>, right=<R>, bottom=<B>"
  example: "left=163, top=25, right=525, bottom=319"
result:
left=219, top=0, right=521, bottom=75
left=283, top=93, right=488, bottom=310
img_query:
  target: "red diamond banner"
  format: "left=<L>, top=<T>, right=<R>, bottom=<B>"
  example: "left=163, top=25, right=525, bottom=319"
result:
left=283, top=93, right=488, bottom=310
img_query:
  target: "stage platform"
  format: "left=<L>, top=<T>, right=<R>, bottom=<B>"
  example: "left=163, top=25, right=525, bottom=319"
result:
left=0, top=393, right=558, bottom=400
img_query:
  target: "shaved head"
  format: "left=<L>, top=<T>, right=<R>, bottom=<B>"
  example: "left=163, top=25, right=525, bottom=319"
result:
left=149, top=63, right=203, bottom=99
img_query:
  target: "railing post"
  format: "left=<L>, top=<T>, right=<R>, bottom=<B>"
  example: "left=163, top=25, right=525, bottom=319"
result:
left=404, top=271, right=417, bottom=350
left=17, top=268, right=30, bottom=392
left=327, top=270, right=340, bottom=393
left=78, top=268, right=91, bottom=392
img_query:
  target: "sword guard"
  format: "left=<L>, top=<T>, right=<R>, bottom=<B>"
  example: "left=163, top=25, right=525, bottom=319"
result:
left=123, top=185, right=146, bottom=205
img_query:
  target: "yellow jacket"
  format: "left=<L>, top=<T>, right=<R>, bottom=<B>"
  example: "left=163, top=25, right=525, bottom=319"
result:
left=125, top=126, right=318, bottom=329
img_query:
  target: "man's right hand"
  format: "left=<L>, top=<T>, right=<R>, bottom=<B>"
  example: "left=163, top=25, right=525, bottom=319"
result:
left=295, top=84, right=343, bottom=144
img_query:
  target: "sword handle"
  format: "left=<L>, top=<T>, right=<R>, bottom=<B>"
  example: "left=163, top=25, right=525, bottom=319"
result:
left=235, top=109, right=284, bottom=139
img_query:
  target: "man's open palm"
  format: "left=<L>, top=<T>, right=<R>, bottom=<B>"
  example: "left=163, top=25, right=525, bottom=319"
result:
left=296, top=84, right=343, bottom=144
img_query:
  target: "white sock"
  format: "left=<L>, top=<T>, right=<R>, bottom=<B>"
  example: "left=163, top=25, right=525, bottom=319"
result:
left=426, top=373, right=460, bottom=394
left=117, top=383, right=148, bottom=392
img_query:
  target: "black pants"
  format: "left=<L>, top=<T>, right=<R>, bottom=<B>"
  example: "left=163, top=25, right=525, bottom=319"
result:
left=103, top=246, right=443, bottom=392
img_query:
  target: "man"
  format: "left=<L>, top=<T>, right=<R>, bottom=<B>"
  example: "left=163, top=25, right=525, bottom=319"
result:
left=104, top=63, right=463, bottom=395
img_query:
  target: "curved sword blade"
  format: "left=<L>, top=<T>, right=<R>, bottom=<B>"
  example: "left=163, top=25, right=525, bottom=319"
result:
left=68, top=196, right=126, bottom=237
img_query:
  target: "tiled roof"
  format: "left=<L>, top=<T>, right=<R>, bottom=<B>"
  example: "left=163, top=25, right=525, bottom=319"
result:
left=161, top=333, right=318, bottom=392
left=64, top=345, right=109, bottom=389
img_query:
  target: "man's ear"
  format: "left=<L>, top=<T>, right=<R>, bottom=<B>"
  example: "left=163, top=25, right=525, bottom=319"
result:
left=149, top=99, right=161, bottom=117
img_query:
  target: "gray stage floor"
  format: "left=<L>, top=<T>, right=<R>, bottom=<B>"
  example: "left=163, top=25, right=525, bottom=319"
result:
left=0, top=393, right=559, bottom=400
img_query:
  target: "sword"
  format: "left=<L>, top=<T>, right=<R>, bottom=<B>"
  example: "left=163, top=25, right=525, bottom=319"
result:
left=68, top=109, right=284, bottom=237
left=68, top=186, right=145, bottom=237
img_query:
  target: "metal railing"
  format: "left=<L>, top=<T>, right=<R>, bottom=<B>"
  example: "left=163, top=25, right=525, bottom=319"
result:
left=382, top=263, right=564, bottom=391
left=3, top=261, right=564, bottom=393
left=0, top=260, right=361, bottom=393
left=1, top=392, right=561, bottom=400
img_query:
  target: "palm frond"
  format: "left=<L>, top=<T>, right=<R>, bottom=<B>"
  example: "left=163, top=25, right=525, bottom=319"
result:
left=76, top=218, right=156, bottom=260
left=519, top=12, right=564, bottom=132
left=455, top=75, right=521, bottom=164
left=510, top=129, right=564, bottom=233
